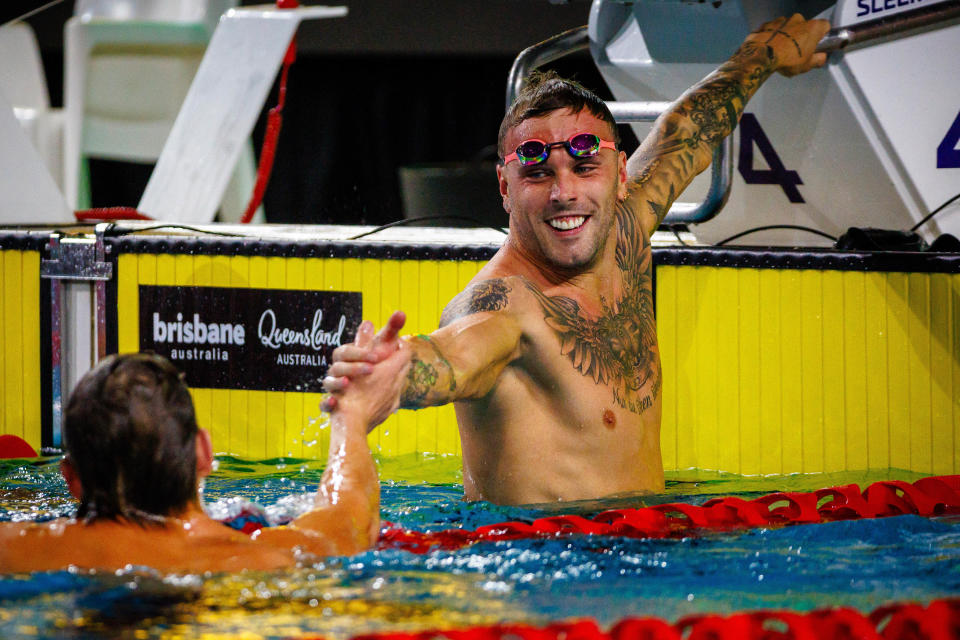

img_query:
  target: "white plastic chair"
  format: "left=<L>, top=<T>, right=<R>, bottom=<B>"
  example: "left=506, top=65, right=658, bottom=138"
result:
left=63, top=0, right=263, bottom=221
left=0, top=22, right=65, bottom=191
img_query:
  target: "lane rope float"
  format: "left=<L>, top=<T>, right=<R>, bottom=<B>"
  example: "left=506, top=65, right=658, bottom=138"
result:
left=376, top=475, right=960, bottom=553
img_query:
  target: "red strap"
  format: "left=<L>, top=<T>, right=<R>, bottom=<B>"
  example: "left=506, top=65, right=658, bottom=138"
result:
left=75, top=206, right=153, bottom=221
left=240, top=0, right=300, bottom=223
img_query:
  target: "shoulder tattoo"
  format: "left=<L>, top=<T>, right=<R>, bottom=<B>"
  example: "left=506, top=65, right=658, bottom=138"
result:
left=440, top=278, right=512, bottom=327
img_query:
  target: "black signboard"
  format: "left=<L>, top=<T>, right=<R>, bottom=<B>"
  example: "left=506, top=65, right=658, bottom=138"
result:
left=138, top=285, right=361, bottom=392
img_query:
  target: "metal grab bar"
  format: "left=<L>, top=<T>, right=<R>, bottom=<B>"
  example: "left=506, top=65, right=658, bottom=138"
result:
left=504, top=0, right=960, bottom=225
left=506, top=26, right=590, bottom=112
left=817, top=0, right=960, bottom=53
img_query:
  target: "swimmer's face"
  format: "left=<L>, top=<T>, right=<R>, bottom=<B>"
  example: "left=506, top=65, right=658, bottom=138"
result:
left=497, top=108, right=627, bottom=273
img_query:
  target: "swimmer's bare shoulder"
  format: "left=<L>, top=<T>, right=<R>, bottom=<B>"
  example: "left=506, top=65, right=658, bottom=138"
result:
left=0, top=513, right=357, bottom=573
left=440, top=275, right=523, bottom=328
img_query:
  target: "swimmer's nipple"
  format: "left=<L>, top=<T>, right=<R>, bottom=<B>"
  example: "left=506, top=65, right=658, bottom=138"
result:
left=602, top=409, right=616, bottom=428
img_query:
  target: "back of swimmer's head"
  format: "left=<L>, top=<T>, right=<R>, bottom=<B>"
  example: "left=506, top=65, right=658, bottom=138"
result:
left=64, top=352, right=199, bottom=524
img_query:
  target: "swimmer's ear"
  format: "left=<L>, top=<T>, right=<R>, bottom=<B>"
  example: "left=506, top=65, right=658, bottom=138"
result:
left=195, top=429, right=214, bottom=479
left=60, top=456, right=83, bottom=501
left=496, top=164, right=512, bottom=215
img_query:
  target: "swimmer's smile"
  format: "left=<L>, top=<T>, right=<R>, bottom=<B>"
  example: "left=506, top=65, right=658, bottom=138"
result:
left=546, top=214, right=589, bottom=233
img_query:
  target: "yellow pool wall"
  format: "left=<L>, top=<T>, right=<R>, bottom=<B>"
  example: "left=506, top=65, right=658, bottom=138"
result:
left=2, top=239, right=957, bottom=478
left=0, top=248, right=42, bottom=451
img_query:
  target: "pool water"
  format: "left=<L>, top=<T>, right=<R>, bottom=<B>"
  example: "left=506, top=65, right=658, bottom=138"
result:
left=1, top=455, right=958, bottom=639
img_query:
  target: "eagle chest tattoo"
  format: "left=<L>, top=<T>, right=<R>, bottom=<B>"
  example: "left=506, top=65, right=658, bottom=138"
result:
left=524, top=216, right=662, bottom=416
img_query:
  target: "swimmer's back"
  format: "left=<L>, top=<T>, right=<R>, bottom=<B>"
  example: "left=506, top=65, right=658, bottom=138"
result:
left=0, top=515, right=328, bottom=573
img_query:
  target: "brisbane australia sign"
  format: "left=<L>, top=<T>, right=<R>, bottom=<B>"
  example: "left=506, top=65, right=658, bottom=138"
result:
left=138, top=285, right=362, bottom=392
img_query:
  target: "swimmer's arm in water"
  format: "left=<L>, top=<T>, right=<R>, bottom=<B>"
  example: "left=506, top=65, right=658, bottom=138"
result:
left=622, top=14, right=830, bottom=236
left=257, top=404, right=379, bottom=556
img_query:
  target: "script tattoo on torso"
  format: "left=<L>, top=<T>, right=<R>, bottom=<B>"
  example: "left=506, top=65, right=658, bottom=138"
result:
left=524, top=205, right=661, bottom=416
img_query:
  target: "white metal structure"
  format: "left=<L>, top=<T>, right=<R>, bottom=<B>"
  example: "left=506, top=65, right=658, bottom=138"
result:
left=137, top=4, right=347, bottom=223
left=0, top=22, right=66, bottom=196
left=63, top=0, right=264, bottom=221
left=588, top=0, right=960, bottom=246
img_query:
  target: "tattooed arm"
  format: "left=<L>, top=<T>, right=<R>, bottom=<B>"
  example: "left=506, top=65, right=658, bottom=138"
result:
left=400, top=278, right=523, bottom=408
left=624, top=14, right=830, bottom=235
left=323, top=279, right=524, bottom=416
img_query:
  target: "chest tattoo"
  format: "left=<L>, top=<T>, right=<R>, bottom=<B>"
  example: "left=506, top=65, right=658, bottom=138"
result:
left=524, top=206, right=662, bottom=416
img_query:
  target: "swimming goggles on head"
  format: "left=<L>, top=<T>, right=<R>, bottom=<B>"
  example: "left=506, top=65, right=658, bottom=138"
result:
left=502, top=132, right=617, bottom=166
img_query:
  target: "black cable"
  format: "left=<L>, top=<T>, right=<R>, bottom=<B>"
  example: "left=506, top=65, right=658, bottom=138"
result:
left=349, top=216, right=508, bottom=241
left=909, top=191, right=960, bottom=232
left=3, top=0, right=65, bottom=26
left=670, top=226, right=689, bottom=246
left=104, top=224, right=247, bottom=238
left=715, top=224, right=838, bottom=247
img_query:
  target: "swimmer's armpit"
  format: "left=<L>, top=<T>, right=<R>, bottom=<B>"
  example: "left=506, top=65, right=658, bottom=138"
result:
left=440, top=278, right=513, bottom=327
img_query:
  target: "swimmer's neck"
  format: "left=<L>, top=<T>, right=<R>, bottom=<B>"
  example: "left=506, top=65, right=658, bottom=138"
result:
left=78, top=500, right=207, bottom=529
left=495, top=241, right=617, bottom=297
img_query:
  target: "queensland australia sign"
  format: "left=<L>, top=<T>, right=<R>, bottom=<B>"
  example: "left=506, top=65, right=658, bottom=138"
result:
left=138, top=286, right=361, bottom=392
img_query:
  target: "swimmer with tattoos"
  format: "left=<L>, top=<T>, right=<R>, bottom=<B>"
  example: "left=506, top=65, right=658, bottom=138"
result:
left=324, top=15, right=831, bottom=505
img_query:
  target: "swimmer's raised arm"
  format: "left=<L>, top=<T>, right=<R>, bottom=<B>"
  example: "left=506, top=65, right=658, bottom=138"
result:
left=256, top=401, right=379, bottom=556
left=259, top=319, right=412, bottom=556
left=623, top=14, right=830, bottom=236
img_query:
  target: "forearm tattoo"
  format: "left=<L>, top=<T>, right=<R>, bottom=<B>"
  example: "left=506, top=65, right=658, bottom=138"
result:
left=400, top=335, right=457, bottom=409
left=670, top=42, right=777, bottom=152
left=625, top=40, right=778, bottom=228
left=440, top=278, right=512, bottom=327
left=401, top=356, right=438, bottom=409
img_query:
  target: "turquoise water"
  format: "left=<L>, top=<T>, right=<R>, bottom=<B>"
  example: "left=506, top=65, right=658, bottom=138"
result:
left=0, top=456, right=958, bottom=639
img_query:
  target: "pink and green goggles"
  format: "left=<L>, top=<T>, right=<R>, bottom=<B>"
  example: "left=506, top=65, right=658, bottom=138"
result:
left=502, top=132, right=617, bottom=166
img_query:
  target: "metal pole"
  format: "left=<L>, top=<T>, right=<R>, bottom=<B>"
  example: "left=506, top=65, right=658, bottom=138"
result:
left=817, top=0, right=960, bottom=53
left=47, top=235, right=63, bottom=448
left=506, top=26, right=589, bottom=109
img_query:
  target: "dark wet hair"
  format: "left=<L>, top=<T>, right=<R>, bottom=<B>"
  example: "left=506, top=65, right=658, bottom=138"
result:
left=63, top=352, right=199, bottom=525
left=497, top=70, right=620, bottom=159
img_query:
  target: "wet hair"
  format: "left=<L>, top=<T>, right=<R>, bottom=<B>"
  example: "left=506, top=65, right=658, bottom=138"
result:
left=63, top=353, right=199, bottom=525
left=497, top=70, right=621, bottom=159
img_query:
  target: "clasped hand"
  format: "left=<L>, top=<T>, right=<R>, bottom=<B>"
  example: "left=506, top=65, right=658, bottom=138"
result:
left=321, top=311, right=410, bottom=431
